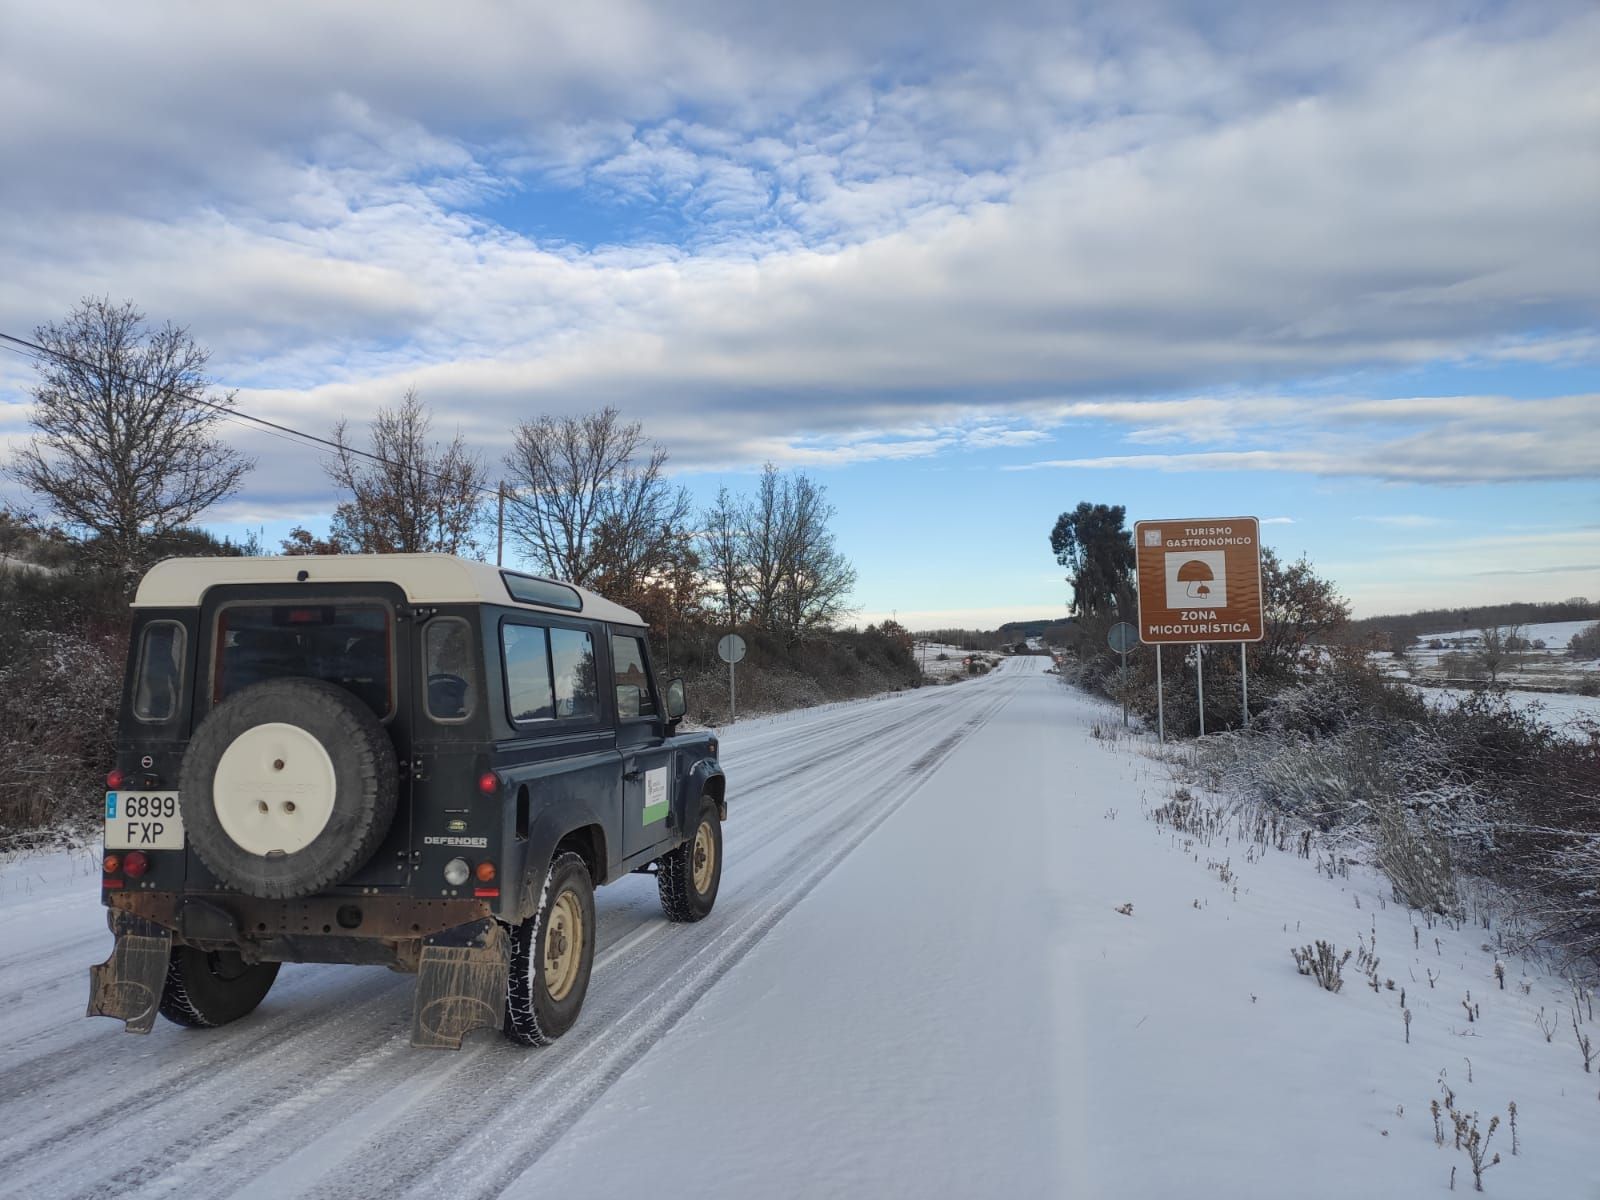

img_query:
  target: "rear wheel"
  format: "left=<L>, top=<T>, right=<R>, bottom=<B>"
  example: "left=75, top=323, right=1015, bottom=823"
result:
left=503, top=852, right=596, bottom=1047
left=158, top=945, right=280, bottom=1029
left=657, top=796, right=722, bottom=922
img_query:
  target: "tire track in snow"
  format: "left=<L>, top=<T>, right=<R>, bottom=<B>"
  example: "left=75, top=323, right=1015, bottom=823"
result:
left=294, top=669, right=1026, bottom=1200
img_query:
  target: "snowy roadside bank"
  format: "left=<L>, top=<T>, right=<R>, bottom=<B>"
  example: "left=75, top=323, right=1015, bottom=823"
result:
left=1053, top=711, right=1595, bottom=1198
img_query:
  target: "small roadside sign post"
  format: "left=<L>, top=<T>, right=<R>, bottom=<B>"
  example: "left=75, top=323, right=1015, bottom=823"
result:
left=717, top=633, right=747, bottom=723
left=1134, top=517, right=1264, bottom=741
left=1107, top=621, right=1137, bottom=727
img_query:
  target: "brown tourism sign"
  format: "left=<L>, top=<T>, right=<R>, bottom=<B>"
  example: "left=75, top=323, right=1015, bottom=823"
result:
left=1133, top=516, right=1264, bottom=644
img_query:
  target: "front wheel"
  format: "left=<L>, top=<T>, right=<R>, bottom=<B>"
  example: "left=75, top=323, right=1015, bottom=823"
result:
left=503, top=851, right=596, bottom=1047
left=158, top=946, right=280, bottom=1028
left=657, top=797, right=722, bottom=923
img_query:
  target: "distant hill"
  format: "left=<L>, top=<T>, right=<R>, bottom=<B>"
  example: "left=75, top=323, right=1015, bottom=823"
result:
left=1349, top=598, right=1600, bottom=646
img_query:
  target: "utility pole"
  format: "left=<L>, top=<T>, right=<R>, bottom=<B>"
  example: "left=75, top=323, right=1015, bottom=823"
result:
left=496, top=481, right=506, bottom=567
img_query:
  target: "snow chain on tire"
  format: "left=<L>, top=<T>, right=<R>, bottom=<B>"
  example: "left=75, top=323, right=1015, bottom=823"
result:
left=158, top=945, right=280, bottom=1029
left=503, top=851, right=595, bottom=1047
left=657, top=795, right=721, bottom=923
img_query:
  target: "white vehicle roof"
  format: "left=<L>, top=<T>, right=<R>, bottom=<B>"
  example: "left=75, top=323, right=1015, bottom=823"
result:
left=132, top=554, right=646, bottom=626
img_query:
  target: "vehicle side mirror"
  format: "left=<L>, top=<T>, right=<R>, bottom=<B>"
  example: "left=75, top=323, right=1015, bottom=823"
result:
left=665, top=677, right=687, bottom=720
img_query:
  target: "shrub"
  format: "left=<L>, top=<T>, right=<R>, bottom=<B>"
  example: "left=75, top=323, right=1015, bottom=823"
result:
left=0, top=629, right=123, bottom=840
left=1569, top=622, right=1600, bottom=660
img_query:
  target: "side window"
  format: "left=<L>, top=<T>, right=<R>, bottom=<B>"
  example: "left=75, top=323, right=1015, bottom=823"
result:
left=424, top=617, right=477, bottom=721
left=502, top=624, right=554, bottom=723
left=611, top=634, right=656, bottom=719
left=133, top=621, right=185, bottom=722
left=550, top=628, right=599, bottom=720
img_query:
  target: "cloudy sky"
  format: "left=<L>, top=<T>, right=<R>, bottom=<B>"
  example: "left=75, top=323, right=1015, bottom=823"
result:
left=1, top=0, right=1596, bottom=625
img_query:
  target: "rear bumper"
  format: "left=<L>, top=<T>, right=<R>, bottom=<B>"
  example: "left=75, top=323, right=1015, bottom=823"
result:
left=107, top=890, right=494, bottom=970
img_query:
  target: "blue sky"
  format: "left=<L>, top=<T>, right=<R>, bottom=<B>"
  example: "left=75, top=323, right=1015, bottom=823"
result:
left=0, top=0, right=1595, bottom=625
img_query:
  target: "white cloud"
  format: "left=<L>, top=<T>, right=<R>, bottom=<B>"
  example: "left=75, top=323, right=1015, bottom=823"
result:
left=0, top=2, right=1595, bottom=521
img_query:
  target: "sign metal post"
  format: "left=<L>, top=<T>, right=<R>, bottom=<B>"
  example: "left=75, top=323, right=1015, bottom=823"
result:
left=717, top=633, right=747, bottom=724
left=1156, top=644, right=1165, bottom=743
left=1241, top=642, right=1250, bottom=729
left=1107, top=621, right=1137, bottom=728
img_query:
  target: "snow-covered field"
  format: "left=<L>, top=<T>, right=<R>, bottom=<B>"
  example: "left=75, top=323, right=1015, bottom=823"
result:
left=1, top=659, right=1594, bottom=1197
left=1425, top=686, right=1600, bottom=739
left=917, top=642, right=1003, bottom=681
left=1379, top=619, right=1600, bottom=693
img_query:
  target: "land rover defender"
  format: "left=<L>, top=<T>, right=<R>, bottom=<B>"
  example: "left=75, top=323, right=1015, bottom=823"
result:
left=89, top=554, right=726, bottom=1048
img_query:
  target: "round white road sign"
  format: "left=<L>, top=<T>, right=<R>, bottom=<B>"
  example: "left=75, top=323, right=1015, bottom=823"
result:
left=717, top=634, right=747, bottom=664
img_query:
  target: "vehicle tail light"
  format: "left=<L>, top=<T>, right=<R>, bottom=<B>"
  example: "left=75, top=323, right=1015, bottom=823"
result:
left=103, top=879, right=124, bottom=889
left=103, top=854, right=120, bottom=874
left=123, top=850, right=150, bottom=879
left=475, top=861, right=496, bottom=883
left=473, top=887, right=500, bottom=899
left=106, top=768, right=125, bottom=789
left=477, top=772, right=499, bottom=796
left=443, top=858, right=471, bottom=886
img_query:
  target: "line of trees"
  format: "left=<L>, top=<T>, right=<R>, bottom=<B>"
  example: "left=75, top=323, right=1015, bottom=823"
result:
left=5, top=297, right=858, bottom=649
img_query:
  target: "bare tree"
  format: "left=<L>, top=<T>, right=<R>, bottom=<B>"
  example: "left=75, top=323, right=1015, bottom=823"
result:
left=732, top=464, right=856, bottom=642
left=775, top=471, right=856, bottom=642
left=699, top=486, right=746, bottom=628
left=324, top=389, right=486, bottom=555
left=9, top=298, right=252, bottom=576
left=1477, top=624, right=1523, bottom=684
left=739, top=464, right=787, bottom=630
left=502, top=407, right=689, bottom=588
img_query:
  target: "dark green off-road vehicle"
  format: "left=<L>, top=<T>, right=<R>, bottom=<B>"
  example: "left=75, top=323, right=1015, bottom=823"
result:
left=89, top=554, right=726, bottom=1048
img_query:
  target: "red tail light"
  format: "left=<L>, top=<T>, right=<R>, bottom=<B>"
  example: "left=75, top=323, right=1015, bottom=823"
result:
left=106, top=768, right=125, bottom=789
left=477, top=772, right=499, bottom=795
left=123, top=850, right=150, bottom=879
left=475, top=861, right=496, bottom=883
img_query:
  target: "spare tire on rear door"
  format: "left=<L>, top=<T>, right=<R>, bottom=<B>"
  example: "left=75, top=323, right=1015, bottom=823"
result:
left=179, top=678, right=398, bottom=899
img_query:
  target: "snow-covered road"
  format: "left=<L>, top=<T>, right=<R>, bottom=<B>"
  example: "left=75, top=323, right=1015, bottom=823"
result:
left=0, top=659, right=1033, bottom=1198
left=3, top=657, right=1593, bottom=1198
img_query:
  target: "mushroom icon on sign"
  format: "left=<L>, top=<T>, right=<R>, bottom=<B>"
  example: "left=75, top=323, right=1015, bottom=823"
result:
left=1177, top=559, right=1214, bottom=599
left=1164, top=549, right=1228, bottom=610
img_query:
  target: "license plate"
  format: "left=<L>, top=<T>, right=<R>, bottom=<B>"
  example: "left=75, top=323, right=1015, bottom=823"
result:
left=104, top=791, right=184, bottom=850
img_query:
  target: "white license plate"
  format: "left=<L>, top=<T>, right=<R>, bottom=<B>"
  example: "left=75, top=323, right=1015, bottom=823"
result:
left=104, top=791, right=184, bottom=850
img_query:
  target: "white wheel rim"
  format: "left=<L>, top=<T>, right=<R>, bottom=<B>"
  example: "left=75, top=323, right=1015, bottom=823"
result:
left=212, top=722, right=337, bottom=856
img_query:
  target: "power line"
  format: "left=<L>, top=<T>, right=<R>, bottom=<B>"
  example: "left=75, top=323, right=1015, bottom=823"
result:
left=0, top=329, right=536, bottom=520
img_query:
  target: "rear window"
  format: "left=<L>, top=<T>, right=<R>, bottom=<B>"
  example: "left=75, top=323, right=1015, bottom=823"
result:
left=214, top=604, right=393, bottom=717
left=424, top=616, right=477, bottom=721
left=133, top=621, right=185, bottom=722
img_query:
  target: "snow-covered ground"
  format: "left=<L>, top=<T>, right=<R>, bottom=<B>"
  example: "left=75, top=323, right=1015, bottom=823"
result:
left=1425, top=686, right=1600, bottom=739
left=1, top=659, right=1594, bottom=1197
left=916, top=642, right=1003, bottom=681
left=1379, top=620, right=1600, bottom=692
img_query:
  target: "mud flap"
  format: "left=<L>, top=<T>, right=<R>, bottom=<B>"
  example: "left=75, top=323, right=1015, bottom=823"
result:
left=410, top=918, right=509, bottom=1050
left=87, top=926, right=173, bottom=1034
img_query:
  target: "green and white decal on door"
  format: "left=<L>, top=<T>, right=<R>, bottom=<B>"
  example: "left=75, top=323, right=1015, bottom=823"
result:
left=642, top=766, right=669, bottom=825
